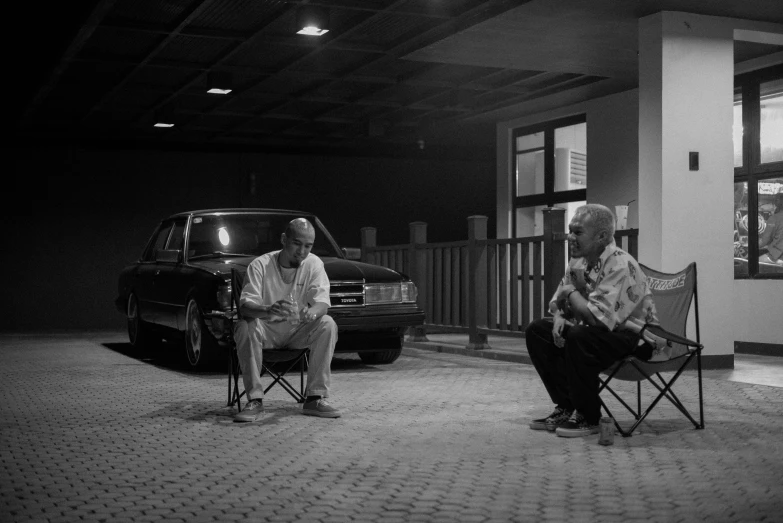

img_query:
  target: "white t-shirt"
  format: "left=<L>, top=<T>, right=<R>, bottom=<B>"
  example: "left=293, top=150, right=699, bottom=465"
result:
left=240, top=251, right=331, bottom=329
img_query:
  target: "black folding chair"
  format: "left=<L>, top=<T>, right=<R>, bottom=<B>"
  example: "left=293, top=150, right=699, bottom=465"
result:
left=598, top=262, right=704, bottom=437
left=224, top=268, right=309, bottom=412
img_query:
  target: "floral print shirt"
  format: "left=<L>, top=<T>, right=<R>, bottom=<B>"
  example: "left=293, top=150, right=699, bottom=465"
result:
left=550, top=241, right=659, bottom=332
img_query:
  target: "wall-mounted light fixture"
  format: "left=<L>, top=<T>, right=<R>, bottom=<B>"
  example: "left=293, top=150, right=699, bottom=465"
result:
left=296, top=5, right=329, bottom=36
left=207, top=71, right=233, bottom=95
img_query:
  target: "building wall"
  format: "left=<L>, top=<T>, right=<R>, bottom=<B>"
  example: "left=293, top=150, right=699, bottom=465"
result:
left=497, top=14, right=783, bottom=356
left=4, top=146, right=495, bottom=331
left=497, top=89, right=640, bottom=236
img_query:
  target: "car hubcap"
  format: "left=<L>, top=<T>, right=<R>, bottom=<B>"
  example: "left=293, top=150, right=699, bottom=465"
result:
left=186, top=300, right=201, bottom=365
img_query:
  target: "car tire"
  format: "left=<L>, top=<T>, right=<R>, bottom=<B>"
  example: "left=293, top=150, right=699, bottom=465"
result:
left=127, top=293, right=157, bottom=349
left=358, top=336, right=403, bottom=365
left=185, top=298, right=216, bottom=368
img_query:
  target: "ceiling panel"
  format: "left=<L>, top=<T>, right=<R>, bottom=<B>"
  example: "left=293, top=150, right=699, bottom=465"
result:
left=14, top=0, right=783, bottom=156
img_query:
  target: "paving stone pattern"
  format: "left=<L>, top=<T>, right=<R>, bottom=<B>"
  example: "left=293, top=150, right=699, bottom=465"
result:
left=1, top=332, right=782, bottom=522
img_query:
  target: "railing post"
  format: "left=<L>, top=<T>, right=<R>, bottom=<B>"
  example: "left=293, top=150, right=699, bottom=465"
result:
left=360, top=227, right=377, bottom=265
left=467, top=215, right=489, bottom=350
left=408, top=222, right=428, bottom=341
left=542, top=207, right=566, bottom=313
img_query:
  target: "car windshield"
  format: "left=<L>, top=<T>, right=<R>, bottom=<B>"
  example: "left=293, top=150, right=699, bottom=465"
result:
left=187, top=213, right=342, bottom=259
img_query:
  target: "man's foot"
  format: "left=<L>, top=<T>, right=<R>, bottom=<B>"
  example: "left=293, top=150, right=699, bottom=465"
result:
left=234, top=399, right=264, bottom=423
left=529, top=406, right=572, bottom=431
left=555, top=410, right=599, bottom=438
left=302, top=397, right=341, bottom=418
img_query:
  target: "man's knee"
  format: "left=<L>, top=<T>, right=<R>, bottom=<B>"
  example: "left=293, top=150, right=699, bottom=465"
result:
left=525, top=318, right=553, bottom=344
left=316, top=315, right=337, bottom=338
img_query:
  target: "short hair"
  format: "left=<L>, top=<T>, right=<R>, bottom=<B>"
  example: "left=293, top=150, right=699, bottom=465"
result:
left=574, top=204, right=615, bottom=243
left=284, top=218, right=315, bottom=238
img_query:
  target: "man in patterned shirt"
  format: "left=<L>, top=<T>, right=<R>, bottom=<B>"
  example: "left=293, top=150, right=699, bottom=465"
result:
left=526, top=204, right=661, bottom=438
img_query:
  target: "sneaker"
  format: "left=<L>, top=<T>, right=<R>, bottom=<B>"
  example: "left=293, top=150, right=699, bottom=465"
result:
left=555, top=410, right=599, bottom=438
left=235, top=399, right=264, bottom=423
left=302, top=398, right=341, bottom=418
left=529, top=406, right=572, bottom=431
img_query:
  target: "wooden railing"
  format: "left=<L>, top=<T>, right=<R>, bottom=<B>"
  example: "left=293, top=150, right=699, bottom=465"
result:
left=361, top=208, right=639, bottom=350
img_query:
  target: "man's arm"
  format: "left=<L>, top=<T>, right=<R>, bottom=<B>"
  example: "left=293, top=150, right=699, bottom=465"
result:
left=566, top=289, right=606, bottom=327
left=302, top=302, right=329, bottom=323
left=240, top=300, right=291, bottom=320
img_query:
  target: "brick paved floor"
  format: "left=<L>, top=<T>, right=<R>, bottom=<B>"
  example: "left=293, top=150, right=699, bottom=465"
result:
left=1, top=332, right=782, bottom=522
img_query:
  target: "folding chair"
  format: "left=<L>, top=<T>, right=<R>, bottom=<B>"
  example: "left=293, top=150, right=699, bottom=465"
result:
left=598, top=262, right=704, bottom=437
left=225, top=268, right=309, bottom=412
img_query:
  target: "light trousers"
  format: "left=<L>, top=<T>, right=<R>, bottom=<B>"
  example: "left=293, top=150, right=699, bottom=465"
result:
left=234, top=315, right=337, bottom=400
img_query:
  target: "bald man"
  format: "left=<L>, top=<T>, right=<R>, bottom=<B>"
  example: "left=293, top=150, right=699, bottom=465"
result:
left=234, top=218, right=340, bottom=422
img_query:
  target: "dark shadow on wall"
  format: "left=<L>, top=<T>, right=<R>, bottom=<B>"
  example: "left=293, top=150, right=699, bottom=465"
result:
left=4, top=146, right=495, bottom=331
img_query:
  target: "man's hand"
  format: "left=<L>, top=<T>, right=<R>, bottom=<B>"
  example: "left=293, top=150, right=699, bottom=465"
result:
left=268, top=299, right=294, bottom=318
left=552, top=311, right=567, bottom=348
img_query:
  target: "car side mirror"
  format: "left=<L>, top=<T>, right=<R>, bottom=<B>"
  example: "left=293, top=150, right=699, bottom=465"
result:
left=342, top=247, right=362, bottom=260
left=156, top=249, right=182, bottom=263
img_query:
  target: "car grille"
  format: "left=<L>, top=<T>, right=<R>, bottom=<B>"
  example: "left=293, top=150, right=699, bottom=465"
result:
left=330, top=281, right=365, bottom=307
left=330, top=280, right=413, bottom=307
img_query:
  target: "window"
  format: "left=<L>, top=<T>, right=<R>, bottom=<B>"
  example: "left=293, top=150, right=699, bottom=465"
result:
left=513, top=115, right=587, bottom=237
left=142, top=222, right=173, bottom=262
left=734, top=64, right=783, bottom=278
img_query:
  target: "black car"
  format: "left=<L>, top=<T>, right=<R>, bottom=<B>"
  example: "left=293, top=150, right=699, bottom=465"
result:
left=116, top=209, right=424, bottom=367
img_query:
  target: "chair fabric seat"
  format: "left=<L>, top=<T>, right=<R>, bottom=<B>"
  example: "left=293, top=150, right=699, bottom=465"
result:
left=604, top=352, right=696, bottom=382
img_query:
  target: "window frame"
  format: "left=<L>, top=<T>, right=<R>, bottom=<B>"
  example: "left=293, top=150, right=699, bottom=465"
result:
left=734, top=63, right=783, bottom=279
left=512, top=114, right=587, bottom=237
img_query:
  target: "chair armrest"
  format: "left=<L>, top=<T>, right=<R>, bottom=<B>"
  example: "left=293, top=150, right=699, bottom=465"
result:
left=643, top=324, right=702, bottom=349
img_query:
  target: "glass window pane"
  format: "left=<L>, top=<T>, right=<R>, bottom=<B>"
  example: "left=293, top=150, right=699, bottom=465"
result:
left=758, top=177, right=783, bottom=273
left=733, top=88, right=743, bottom=168
left=760, top=79, right=783, bottom=164
left=554, top=123, right=587, bottom=191
left=516, top=150, right=545, bottom=197
left=733, top=182, right=749, bottom=278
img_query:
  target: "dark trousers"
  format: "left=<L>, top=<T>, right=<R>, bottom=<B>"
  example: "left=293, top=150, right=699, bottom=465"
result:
left=525, top=318, right=640, bottom=424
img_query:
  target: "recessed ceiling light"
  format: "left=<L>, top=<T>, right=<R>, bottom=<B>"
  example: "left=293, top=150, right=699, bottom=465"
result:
left=154, top=122, right=175, bottom=128
left=297, top=26, right=329, bottom=36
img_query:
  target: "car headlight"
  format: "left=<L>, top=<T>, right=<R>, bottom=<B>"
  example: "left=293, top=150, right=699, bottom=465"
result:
left=364, top=282, right=418, bottom=304
left=365, top=283, right=401, bottom=304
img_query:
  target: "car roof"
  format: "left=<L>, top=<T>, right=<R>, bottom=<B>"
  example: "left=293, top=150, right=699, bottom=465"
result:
left=166, top=208, right=313, bottom=219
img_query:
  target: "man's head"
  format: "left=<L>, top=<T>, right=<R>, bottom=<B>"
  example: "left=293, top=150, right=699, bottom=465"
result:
left=279, top=218, right=316, bottom=268
left=568, top=204, right=616, bottom=262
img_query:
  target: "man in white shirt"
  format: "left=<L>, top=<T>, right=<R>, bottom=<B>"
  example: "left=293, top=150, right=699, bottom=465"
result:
left=234, top=218, right=340, bottom=422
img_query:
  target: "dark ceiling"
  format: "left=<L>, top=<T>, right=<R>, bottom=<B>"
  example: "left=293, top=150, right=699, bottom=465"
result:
left=10, top=0, right=783, bottom=158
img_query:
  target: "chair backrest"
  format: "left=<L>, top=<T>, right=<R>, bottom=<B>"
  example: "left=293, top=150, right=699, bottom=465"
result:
left=231, top=268, right=245, bottom=320
left=640, top=262, right=699, bottom=358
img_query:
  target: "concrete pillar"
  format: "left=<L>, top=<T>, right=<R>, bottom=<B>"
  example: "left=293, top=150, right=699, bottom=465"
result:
left=638, top=12, right=735, bottom=359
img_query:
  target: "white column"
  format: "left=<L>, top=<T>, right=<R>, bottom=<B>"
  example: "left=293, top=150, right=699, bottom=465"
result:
left=638, top=12, right=735, bottom=357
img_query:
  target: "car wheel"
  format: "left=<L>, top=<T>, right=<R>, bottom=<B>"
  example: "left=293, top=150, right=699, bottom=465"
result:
left=127, top=293, right=155, bottom=349
left=358, top=336, right=403, bottom=365
left=185, top=298, right=215, bottom=368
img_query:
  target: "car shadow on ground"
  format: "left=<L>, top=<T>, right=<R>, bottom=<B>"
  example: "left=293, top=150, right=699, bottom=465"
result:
left=102, top=341, right=388, bottom=377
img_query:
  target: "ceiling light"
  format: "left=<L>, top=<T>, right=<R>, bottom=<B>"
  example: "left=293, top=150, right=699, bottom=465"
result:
left=296, top=5, right=329, bottom=36
left=207, top=71, right=233, bottom=95
left=154, top=122, right=175, bottom=128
